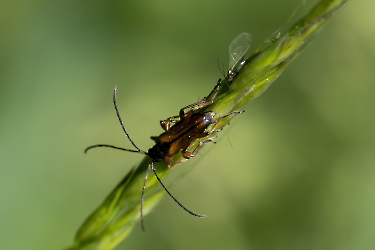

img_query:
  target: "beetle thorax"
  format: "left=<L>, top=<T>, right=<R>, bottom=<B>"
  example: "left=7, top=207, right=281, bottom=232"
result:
left=202, top=112, right=215, bottom=125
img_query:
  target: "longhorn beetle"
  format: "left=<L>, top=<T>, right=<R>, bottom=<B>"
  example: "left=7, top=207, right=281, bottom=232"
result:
left=85, top=82, right=243, bottom=231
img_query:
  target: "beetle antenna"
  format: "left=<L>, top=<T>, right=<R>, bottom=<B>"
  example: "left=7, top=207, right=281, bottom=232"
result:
left=141, top=162, right=206, bottom=231
left=84, top=144, right=141, bottom=154
left=113, top=86, right=145, bottom=154
left=141, top=162, right=152, bottom=231
left=151, top=163, right=207, bottom=218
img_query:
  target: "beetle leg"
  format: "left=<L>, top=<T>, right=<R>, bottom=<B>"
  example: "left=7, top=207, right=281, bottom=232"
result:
left=179, top=139, right=197, bottom=160
left=160, top=82, right=221, bottom=130
left=197, top=131, right=210, bottom=138
left=165, top=155, right=174, bottom=168
left=181, top=144, right=200, bottom=159
left=168, top=155, right=188, bottom=169
left=167, top=146, right=194, bottom=168
left=160, top=115, right=180, bottom=128
left=160, top=101, right=208, bottom=129
left=179, top=86, right=221, bottom=114
left=204, top=79, right=221, bottom=102
left=178, top=131, right=209, bottom=160
left=169, top=159, right=189, bottom=169
left=210, top=110, right=245, bottom=132
left=179, top=109, right=185, bottom=119
left=182, top=80, right=220, bottom=113
left=160, top=111, right=187, bottom=131
left=183, top=135, right=214, bottom=157
left=175, top=100, right=211, bottom=115
left=176, top=137, right=215, bottom=166
left=190, top=137, right=215, bottom=157
left=182, top=151, right=193, bottom=159
left=160, top=117, right=172, bottom=131
left=160, top=105, right=191, bottom=125
left=178, top=80, right=220, bottom=114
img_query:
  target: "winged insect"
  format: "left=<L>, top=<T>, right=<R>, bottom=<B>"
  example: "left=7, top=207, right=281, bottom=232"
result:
left=226, top=32, right=252, bottom=83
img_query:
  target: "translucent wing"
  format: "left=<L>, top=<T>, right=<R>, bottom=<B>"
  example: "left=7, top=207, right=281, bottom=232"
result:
left=228, top=33, right=252, bottom=71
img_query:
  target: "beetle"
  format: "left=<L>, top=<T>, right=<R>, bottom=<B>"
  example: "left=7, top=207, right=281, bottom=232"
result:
left=85, top=82, right=243, bottom=230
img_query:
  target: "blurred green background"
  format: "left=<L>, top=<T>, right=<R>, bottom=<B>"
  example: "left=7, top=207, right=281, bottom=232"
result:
left=1, top=0, right=374, bottom=249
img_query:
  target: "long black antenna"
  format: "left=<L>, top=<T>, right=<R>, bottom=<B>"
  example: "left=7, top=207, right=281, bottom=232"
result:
left=161, top=164, right=205, bottom=210
left=113, top=86, right=145, bottom=154
left=84, top=144, right=140, bottom=154
left=140, top=162, right=207, bottom=231
left=141, top=163, right=152, bottom=231
left=151, top=164, right=207, bottom=218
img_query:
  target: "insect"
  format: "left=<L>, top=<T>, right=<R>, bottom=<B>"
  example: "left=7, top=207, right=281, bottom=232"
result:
left=225, top=32, right=252, bottom=83
left=85, top=83, right=243, bottom=231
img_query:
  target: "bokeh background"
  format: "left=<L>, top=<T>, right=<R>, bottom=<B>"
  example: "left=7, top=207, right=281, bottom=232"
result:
left=1, top=0, right=374, bottom=249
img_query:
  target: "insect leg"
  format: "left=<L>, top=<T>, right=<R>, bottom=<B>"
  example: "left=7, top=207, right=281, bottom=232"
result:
left=165, top=155, right=174, bottom=168
left=179, top=140, right=197, bottom=160
left=141, top=162, right=153, bottom=231
left=181, top=80, right=221, bottom=113
left=211, top=110, right=245, bottom=132
left=160, top=117, right=172, bottom=131
left=161, top=101, right=210, bottom=131
left=190, top=137, right=216, bottom=157
left=151, top=163, right=207, bottom=218
left=160, top=101, right=208, bottom=127
left=176, top=134, right=214, bottom=162
left=180, top=137, right=215, bottom=161
left=160, top=81, right=221, bottom=130
left=180, top=79, right=221, bottom=113
left=204, top=78, right=221, bottom=102
left=179, top=99, right=213, bottom=113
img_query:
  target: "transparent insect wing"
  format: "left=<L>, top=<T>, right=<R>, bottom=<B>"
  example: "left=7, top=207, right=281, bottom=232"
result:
left=228, top=33, right=252, bottom=70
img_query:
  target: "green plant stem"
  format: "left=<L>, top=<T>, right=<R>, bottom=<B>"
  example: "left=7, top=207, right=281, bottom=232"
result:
left=67, top=1, right=348, bottom=249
